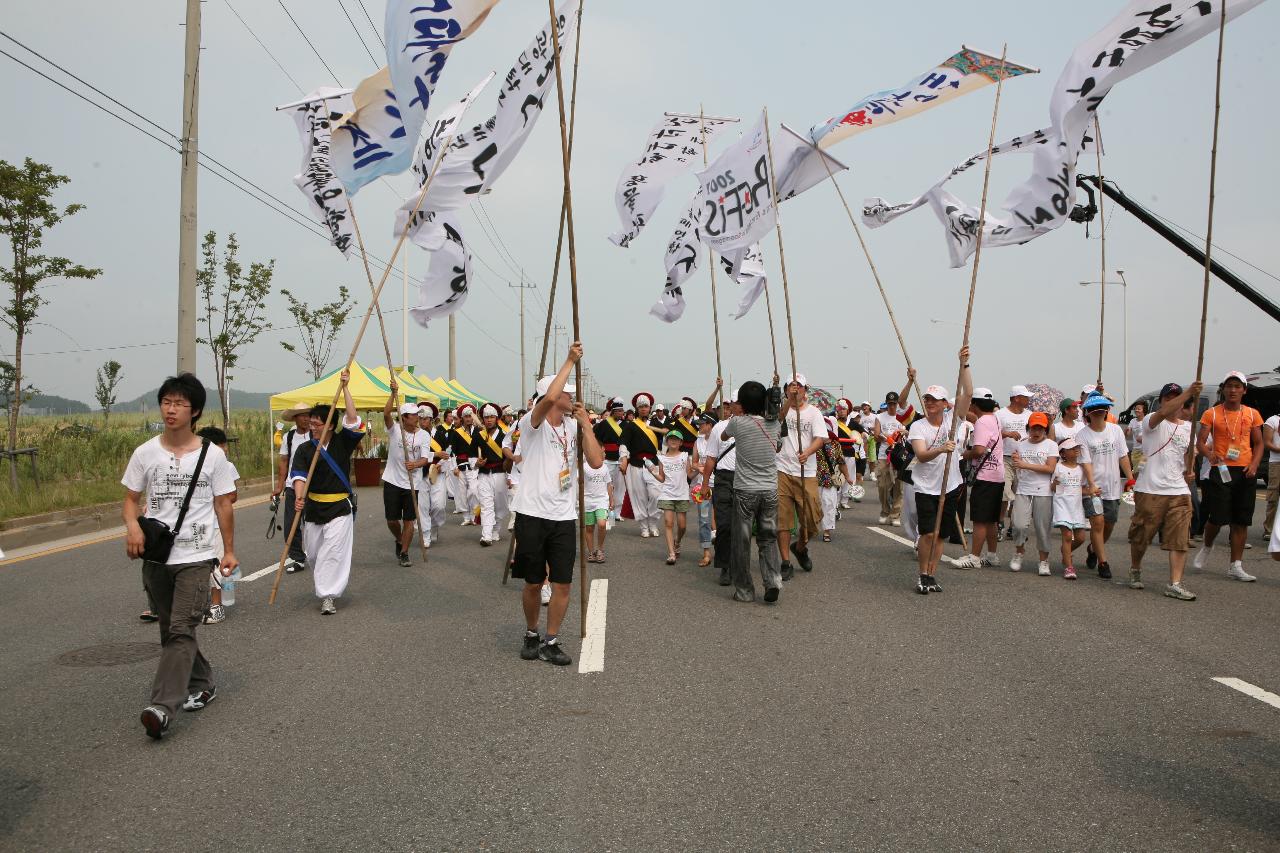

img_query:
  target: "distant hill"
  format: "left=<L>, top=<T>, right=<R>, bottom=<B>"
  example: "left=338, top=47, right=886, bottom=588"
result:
left=22, top=393, right=92, bottom=415
left=117, top=386, right=275, bottom=413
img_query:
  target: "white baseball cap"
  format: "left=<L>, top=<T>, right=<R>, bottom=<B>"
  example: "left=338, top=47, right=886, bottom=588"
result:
left=398, top=403, right=420, bottom=416
left=1081, top=384, right=1097, bottom=395
left=788, top=373, right=808, bottom=387
left=1223, top=370, right=1248, bottom=385
left=1010, top=384, right=1032, bottom=398
left=1058, top=437, right=1081, bottom=451
left=923, top=384, right=949, bottom=400
left=973, top=387, right=996, bottom=401
left=535, top=375, right=575, bottom=397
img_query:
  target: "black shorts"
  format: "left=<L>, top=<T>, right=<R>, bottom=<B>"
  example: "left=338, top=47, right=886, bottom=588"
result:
left=854, top=457, right=867, bottom=475
left=1203, top=468, right=1257, bottom=527
left=970, top=480, right=1004, bottom=524
left=916, top=487, right=962, bottom=539
left=512, top=513, right=576, bottom=586
left=382, top=482, right=417, bottom=521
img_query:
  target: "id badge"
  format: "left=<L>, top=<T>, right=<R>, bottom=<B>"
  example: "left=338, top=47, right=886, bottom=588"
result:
left=1225, top=446, right=1242, bottom=461
left=559, top=468, right=572, bottom=492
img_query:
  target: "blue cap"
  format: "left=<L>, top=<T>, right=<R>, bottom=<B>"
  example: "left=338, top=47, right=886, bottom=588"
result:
left=1082, top=392, right=1113, bottom=411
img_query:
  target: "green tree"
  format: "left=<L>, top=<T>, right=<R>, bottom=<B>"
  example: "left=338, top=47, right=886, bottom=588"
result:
left=196, top=231, right=273, bottom=427
left=0, top=158, right=101, bottom=487
left=280, top=285, right=357, bottom=380
left=94, top=359, right=123, bottom=424
left=0, top=359, right=37, bottom=414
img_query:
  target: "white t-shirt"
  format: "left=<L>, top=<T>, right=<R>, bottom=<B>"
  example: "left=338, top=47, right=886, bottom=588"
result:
left=278, top=427, right=311, bottom=478
left=874, top=410, right=910, bottom=460
left=1265, top=414, right=1280, bottom=458
left=858, top=413, right=878, bottom=433
left=502, top=428, right=521, bottom=485
left=1077, top=422, right=1127, bottom=499
left=1013, top=438, right=1060, bottom=496
left=907, top=414, right=963, bottom=496
left=382, top=422, right=429, bottom=489
left=1052, top=462, right=1084, bottom=497
left=1135, top=414, right=1192, bottom=496
left=583, top=462, right=610, bottom=512
left=122, top=436, right=238, bottom=564
left=1053, top=419, right=1089, bottom=456
left=704, top=420, right=736, bottom=472
left=777, top=405, right=827, bottom=477
left=996, top=407, right=1032, bottom=457
left=509, top=412, right=578, bottom=522
left=693, top=434, right=710, bottom=489
left=658, top=452, right=691, bottom=501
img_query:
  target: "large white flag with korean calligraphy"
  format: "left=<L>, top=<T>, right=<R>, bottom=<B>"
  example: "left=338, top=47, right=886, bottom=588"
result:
left=408, top=216, right=472, bottom=328
left=282, top=88, right=356, bottom=257
left=809, top=48, right=1037, bottom=149
left=693, top=112, right=776, bottom=256
left=862, top=0, right=1264, bottom=268
left=608, top=113, right=737, bottom=248
left=396, top=0, right=581, bottom=240
left=330, top=0, right=498, bottom=196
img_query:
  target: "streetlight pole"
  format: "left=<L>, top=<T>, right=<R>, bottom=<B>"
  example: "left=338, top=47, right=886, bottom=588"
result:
left=510, top=271, right=535, bottom=403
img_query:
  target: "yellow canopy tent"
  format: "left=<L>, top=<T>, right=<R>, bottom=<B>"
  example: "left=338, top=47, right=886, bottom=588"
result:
left=368, top=366, right=441, bottom=405
left=434, top=378, right=487, bottom=404
left=446, top=379, right=492, bottom=404
left=269, top=361, right=410, bottom=411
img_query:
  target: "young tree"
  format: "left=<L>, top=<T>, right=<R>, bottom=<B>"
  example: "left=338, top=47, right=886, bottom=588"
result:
left=279, top=285, right=357, bottom=380
left=94, top=359, right=124, bottom=424
left=0, top=359, right=37, bottom=414
left=1, top=158, right=101, bottom=487
left=196, top=231, right=273, bottom=427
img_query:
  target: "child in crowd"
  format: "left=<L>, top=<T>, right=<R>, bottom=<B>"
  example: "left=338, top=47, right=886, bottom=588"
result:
left=1010, top=411, right=1059, bottom=576
left=656, top=430, right=689, bottom=565
left=692, top=415, right=716, bottom=567
left=1051, top=438, right=1090, bottom=580
left=818, top=417, right=852, bottom=543
left=196, top=426, right=239, bottom=624
left=583, top=460, right=614, bottom=564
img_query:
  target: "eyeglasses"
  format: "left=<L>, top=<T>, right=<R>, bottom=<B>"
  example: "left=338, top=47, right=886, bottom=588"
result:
left=160, top=398, right=191, bottom=410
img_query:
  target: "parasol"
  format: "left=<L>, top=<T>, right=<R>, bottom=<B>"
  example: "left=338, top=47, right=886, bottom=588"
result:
left=1025, top=383, right=1065, bottom=415
left=807, top=387, right=837, bottom=413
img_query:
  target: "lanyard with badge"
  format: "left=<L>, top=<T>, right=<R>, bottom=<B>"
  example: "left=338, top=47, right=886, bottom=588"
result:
left=1212, top=406, right=1246, bottom=462
left=550, top=421, right=572, bottom=491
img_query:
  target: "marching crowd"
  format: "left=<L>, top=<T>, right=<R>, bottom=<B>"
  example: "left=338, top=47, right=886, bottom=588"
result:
left=119, top=346, right=1279, bottom=738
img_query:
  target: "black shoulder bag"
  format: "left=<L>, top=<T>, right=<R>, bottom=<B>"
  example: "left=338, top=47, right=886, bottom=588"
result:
left=138, top=440, right=210, bottom=563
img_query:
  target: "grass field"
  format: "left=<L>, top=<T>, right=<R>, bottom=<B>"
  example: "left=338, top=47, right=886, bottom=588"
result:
left=0, top=411, right=274, bottom=522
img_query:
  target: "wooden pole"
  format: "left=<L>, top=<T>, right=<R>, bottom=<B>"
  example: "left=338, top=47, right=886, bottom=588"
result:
left=536, top=0, right=584, bottom=378
left=1194, top=1, right=1228, bottom=384
left=925, top=47, right=1008, bottom=578
left=348, top=201, right=430, bottom=562
left=1094, top=114, right=1107, bottom=385
left=547, top=0, right=589, bottom=639
left=269, top=124, right=461, bottom=604
left=698, top=105, right=724, bottom=403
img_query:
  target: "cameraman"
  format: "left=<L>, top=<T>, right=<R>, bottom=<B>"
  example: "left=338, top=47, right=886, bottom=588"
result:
left=721, top=381, right=785, bottom=604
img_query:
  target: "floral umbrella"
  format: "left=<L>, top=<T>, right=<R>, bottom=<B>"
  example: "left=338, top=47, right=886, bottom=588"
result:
left=1026, top=383, right=1065, bottom=415
left=808, top=387, right=837, bottom=413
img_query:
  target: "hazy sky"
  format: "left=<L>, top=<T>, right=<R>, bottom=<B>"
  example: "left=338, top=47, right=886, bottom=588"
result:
left=3, top=0, right=1278, bottom=410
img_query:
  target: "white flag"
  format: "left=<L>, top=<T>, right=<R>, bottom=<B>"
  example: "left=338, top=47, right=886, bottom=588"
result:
left=284, top=89, right=357, bottom=257
left=651, top=195, right=767, bottom=323
left=399, top=0, right=580, bottom=232
left=408, top=216, right=471, bottom=328
left=608, top=113, right=736, bottom=248
left=693, top=112, right=776, bottom=256
left=863, top=0, right=1264, bottom=268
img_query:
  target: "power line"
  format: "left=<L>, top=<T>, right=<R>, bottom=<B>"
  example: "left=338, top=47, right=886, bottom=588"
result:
left=354, top=0, right=385, bottom=50
left=334, top=0, right=378, bottom=68
left=459, top=311, right=519, bottom=356
left=221, top=0, right=303, bottom=93
left=278, top=0, right=341, bottom=85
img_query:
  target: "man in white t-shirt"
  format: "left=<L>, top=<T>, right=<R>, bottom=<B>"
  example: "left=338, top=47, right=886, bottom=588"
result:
left=996, top=385, right=1034, bottom=531
left=511, top=343, right=605, bottom=666
left=1264, top=412, right=1280, bottom=539
left=272, top=402, right=311, bottom=573
left=776, top=373, right=827, bottom=580
left=123, top=373, right=238, bottom=740
left=872, top=368, right=918, bottom=525
left=1128, top=380, right=1203, bottom=600
left=382, top=385, right=429, bottom=566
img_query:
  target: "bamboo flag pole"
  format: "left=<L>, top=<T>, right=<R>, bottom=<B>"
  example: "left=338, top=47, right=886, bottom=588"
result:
left=349, top=202, right=430, bottom=562
left=925, top=46, right=1009, bottom=578
left=536, top=0, right=584, bottom=379
left=269, top=125, right=461, bottom=605
left=698, top=105, right=725, bottom=403
left=1094, top=114, right=1107, bottom=385
left=547, top=0, right=589, bottom=639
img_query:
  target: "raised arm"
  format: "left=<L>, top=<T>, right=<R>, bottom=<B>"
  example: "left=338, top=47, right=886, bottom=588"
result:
left=532, top=343, right=580, bottom=428
left=705, top=378, right=722, bottom=413
left=953, top=346, right=973, bottom=425
left=1151, top=381, right=1201, bottom=428
left=899, top=367, right=917, bottom=406
left=341, top=369, right=358, bottom=426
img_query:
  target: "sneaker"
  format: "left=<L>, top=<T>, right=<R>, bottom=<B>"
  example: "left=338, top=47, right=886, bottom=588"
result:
left=891, top=518, right=901, bottom=527
left=538, top=639, right=572, bottom=666
left=1086, top=546, right=1098, bottom=571
left=718, top=568, right=731, bottom=587
left=1192, top=546, right=1211, bottom=570
left=1163, top=582, right=1196, bottom=601
left=763, top=586, right=780, bottom=603
left=320, top=596, right=336, bottom=615
left=639, top=528, right=651, bottom=538
left=996, top=522, right=1006, bottom=542
left=1010, top=554, right=1023, bottom=572
left=140, top=705, right=169, bottom=739
left=951, top=554, right=982, bottom=570
left=540, top=584, right=552, bottom=606
left=840, top=501, right=851, bottom=510
left=878, top=515, right=889, bottom=524
left=182, top=686, right=217, bottom=712
left=1127, top=570, right=1144, bottom=590
left=203, top=604, right=226, bottom=624
left=479, top=538, right=492, bottom=547
left=520, top=631, right=541, bottom=660
left=1098, top=561, right=1112, bottom=580
left=398, top=552, right=412, bottom=566
left=1037, top=561, right=1051, bottom=577
left=916, top=574, right=929, bottom=595
left=284, top=559, right=305, bottom=574
left=732, top=588, right=755, bottom=602
left=794, top=547, right=814, bottom=572
left=1227, top=561, right=1257, bottom=582
left=780, top=561, right=795, bottom=582
left=982, top=552, right=1002, bottom=568
left=1064, top=566, right=1078, bottom=580
left=925, top=575, right=943, bottom=593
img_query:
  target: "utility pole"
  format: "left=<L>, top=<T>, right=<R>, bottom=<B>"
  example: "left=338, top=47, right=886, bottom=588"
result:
left=509, top=271, right=536, bottom=403
left=176, top=0, right=201, bottom=374
left=448, top=314, right=457, bottom=380
left=553, top=323, right=566, bottom=366
left=402, top=256, right=409, bottom=368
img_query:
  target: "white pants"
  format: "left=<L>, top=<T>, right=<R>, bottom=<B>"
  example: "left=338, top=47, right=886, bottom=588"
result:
left=453, top=465, right=479, bottom=515
left=477, top=470, right=509, bottom=541
left=625, top=464, right=661, bottom=530
left=418, top=469, right=448, bottom=539
left=901, top=482, right=919, bottom=543
left=820, top=486, right=839, bottom=530
left=303, top=513, right=353, bottom=599
left=606, top=459, right=626, bottom=519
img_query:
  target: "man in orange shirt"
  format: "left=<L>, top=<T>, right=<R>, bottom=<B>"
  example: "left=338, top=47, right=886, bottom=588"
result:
left=1192, top=371, right=1264, bottom=582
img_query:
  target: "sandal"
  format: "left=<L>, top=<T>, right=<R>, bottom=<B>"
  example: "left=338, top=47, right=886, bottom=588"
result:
left=822, top=532, right=831, bottom=543
left=595, top=550, right=606, bottom=564
left=698, top=553, right=712, bottom=567
left=586, top=551, right=598, bottom=563
left=665, top=553, right=677, bottom=565
left=139, top=610, right=159, bottom=623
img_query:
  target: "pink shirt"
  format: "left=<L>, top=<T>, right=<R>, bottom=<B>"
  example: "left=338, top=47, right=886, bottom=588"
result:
left=971, top=413, right=1005, bottom=483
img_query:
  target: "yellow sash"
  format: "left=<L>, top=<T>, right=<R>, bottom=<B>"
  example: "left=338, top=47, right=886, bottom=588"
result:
left=632, top=420, right=659, bottom=453
left=309, top=492, right=349, bottom=503
left=605, top=417, right=623, bottom=437
left=479, top=428, right=505, bottom=459
left=678, top=418, right=696, bottom=440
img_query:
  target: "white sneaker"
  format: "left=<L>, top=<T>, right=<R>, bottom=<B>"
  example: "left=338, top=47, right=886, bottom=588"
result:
left=1227, top=561, right=1257, bottom=582
left=1010, top=554, right=1023, bottom=572
left=840, top=501, right=851, bottom=510
left=1192, top=546, right=1211, bottom=569
left=1163, top=582, right=1196, bottom=601
left=540, top=583, right=552, bottom=606
left=460, top=518, right=473, bottom=526
left=1038, top=561, right=1051, bottom=576
left=639, top=528, right=649, bottom=538
left=891, top=519, right=901, bottom=527
left=878, top=515, right=889, bottom=524
left=203, top=604, right=226, bottom=624
left=982, top=552, right=1002, bottom=568
left=951, top=554, right=981, bottom=570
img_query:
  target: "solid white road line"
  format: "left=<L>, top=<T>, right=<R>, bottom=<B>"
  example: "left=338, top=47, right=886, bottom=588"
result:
left=865, top=526, right=959, bottom=566
left=240, top=564, right=282, bottom=583
left=1212, top=677, right=1280, bottom=711
left=578, top=578, right=608, bottom=674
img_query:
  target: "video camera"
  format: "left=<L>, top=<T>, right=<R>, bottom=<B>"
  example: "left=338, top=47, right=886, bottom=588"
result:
left=764, top=384, right=783, bottom=421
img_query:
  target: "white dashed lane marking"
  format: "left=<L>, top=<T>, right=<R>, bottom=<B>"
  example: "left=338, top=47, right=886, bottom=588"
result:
left=1212, top=677, right=1280, bottom=711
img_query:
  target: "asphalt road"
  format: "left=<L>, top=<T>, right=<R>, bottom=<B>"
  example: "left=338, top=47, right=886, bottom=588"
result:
left=1, top=486, right=1277, bottom=852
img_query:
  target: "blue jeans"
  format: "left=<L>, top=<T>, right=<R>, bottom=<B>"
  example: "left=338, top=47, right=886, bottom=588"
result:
left=731, top=489, right=781, bottom=596
left=697, top=499, right=713, bottom=549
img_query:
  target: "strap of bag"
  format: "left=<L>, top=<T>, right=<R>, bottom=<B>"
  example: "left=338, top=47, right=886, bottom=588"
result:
left=172, top=439, right=211, bottom=537
left=314, top=441, right=353, bottom=495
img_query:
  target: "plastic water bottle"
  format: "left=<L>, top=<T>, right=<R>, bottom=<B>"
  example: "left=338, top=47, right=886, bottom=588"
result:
left=1216, top=463, right=1231, bottom=482
left=222, top=567, right=240, bottom=607
left=1090, top=496, right=1103, bottom=515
